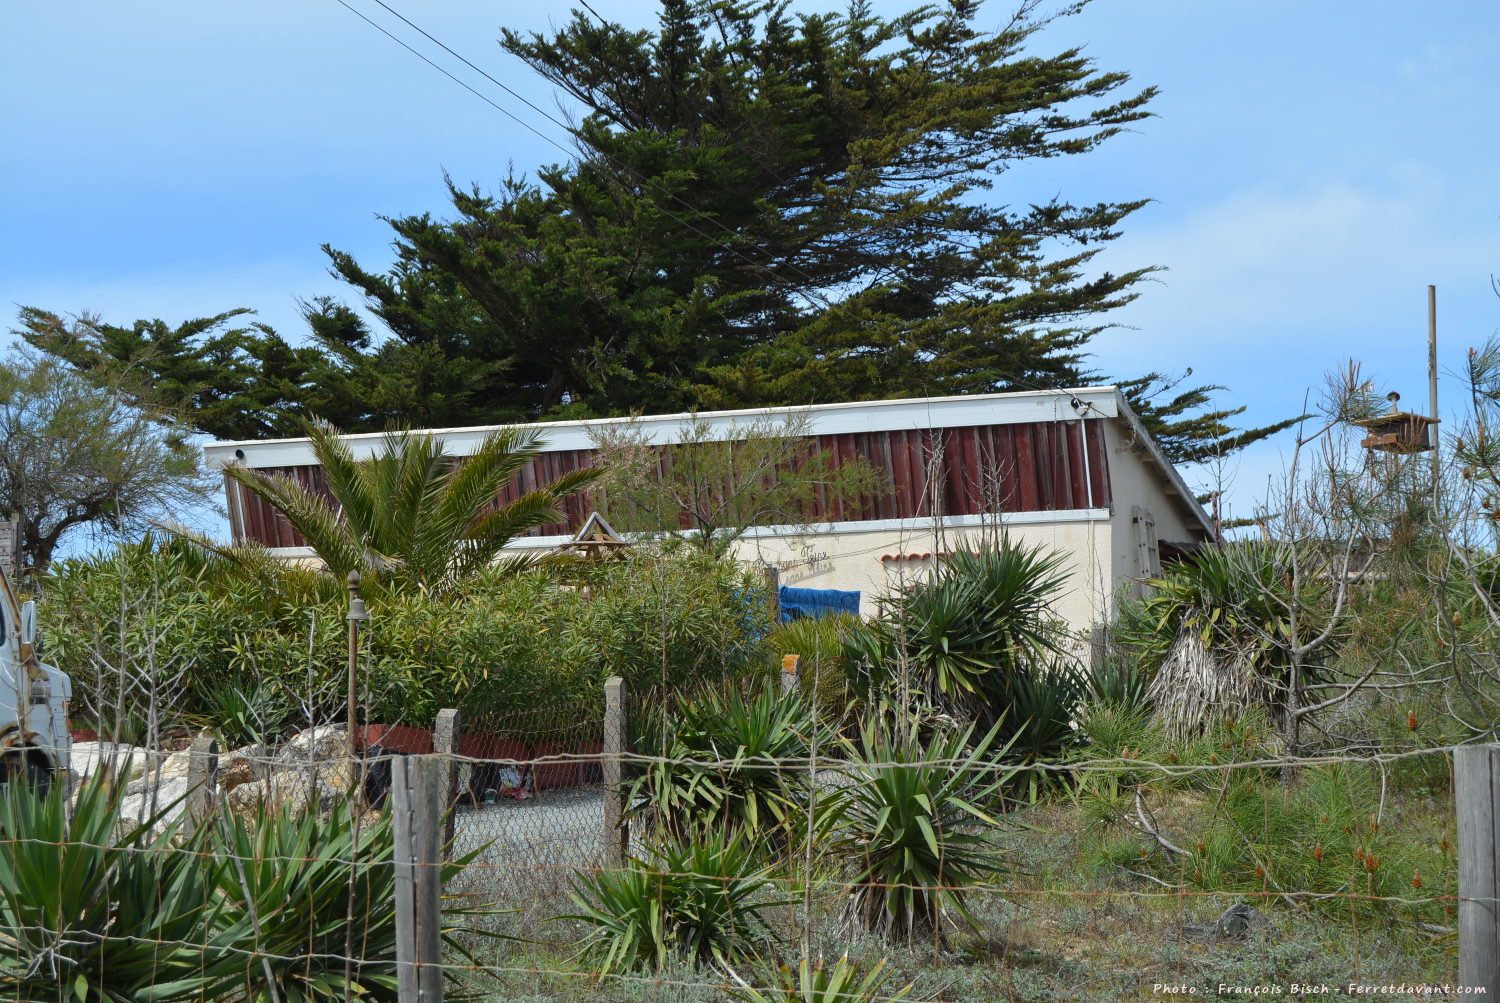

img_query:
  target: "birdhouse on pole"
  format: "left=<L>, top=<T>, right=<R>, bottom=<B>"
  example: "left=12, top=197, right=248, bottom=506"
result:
left=1352, top=392, right=1439, bottom=454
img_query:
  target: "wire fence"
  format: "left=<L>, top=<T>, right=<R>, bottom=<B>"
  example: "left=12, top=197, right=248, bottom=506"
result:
left=6, top=680, right=1490, bottom=1003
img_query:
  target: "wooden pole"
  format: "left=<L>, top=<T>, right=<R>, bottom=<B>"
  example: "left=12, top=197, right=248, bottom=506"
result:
left=392, top=755, right=445, bottom=1003
left=433, top=708, right=461, bottom=851
left=780, top=653, right=800, bottom=696
left=1429, top=285, right=1441, bottom=491
left=762, top=565, right=781, bottom=625
left=1456, top=744, right=1500, bottom=993
left=185, top=733, right=218, bottom=829
left=602, top=677, right=628, bottom=867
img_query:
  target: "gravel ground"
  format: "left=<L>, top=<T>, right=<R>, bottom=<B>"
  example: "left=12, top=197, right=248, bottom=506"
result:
left=449, top=786, right=609, bottom=911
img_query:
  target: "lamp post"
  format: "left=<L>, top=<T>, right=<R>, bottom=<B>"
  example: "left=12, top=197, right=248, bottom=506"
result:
left=346, top=571, right=368, bottom=761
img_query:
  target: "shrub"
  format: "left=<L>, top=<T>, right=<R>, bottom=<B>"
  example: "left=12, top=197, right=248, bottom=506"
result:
left=0, top=774, right=236, bottom=1002
left=564, top=832, right=787, bottom=973
left=42, top=538, right=770, bottom=738
left=209, top=799, right=479, bottom=1003
left=728, top=956, right=913, bottom=1003
left=828, top=722, right=1016, bottom=944
left=763, top=613, right=859, bottom=725
left=627, top=683, right=818, bottom=847
left=846, top=541, right=1081, bottom=761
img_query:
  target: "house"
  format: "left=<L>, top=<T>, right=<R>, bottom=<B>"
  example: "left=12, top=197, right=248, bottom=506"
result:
left=203, top=387, right=1214, bottom=638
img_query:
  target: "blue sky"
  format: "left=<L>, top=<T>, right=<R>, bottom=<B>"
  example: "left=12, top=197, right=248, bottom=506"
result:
left=3, top=0, right=1497, bottom=534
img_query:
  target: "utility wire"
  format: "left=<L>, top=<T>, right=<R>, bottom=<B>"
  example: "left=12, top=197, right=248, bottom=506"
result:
left=332, top=0, right=1113, bottom=411
left=352, top=0, right=833, bottom=310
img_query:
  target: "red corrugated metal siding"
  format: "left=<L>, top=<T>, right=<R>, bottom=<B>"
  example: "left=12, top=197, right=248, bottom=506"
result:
left=227, top=419, right=1114, bottom=545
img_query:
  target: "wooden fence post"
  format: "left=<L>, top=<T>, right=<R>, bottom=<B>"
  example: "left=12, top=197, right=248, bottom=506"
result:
left=780, top=653, right=801, bottom=696
left=1458, top=744, right=1500, bottom=993
left=392, top=756, right=444, bottom=1003
left=433, top=708, right=461, bottom=851
left=762, top=566, right=781, bottom=625
left=185, top=733, right=218, bottom=828
left=603, top=677, right=628, bottom=867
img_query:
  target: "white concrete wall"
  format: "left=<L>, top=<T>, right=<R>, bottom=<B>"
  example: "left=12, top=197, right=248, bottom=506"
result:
left=729, top=513, right=1116, bottom=640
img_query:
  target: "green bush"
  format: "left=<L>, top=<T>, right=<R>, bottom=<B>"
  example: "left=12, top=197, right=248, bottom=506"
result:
left=42, top=538, right=770, bottom=739
left=0, top=771, right=479, bottom=1003
left=762, top=614, right=860, bottom=724
left=627, top=683, right=819, bottom=846
left=828, top=722, right=1016, bottom=944
left=844, top=541, right=1081, bottom=762
left=0, top=773, right=238, bottom=1002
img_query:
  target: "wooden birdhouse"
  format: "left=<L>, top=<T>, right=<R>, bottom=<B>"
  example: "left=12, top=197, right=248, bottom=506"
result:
left=1351, top=411, right=1439, bottom=454
left=557, top=511, right=631, bottom=560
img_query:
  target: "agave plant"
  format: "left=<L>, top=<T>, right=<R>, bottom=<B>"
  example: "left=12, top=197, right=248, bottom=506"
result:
left=627, top=684, right=817, bottom=847
left=727, top=955, right=913, bottom=1003
left=0, top=773, right=239, bottom=1003
left=563, top=831, right=787, bottom=974
left=224, top=418, right=601, bottom=593
left=828, top=722, right=1015, bottom=944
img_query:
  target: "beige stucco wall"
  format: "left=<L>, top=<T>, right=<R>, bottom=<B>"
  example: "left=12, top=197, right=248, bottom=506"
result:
left=729, top=516, right=1116, bottom=641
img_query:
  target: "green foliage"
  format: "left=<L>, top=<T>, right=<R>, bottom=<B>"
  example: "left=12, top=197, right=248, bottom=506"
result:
left=209, top=800, right=478, bottom=1003
left=1116, top=542, right=1332, bottom=676
left=763, top=613, right=859, bottom=725
left=0, top=772, right=480, bottom=1003
left=728, top=956, right=912, bottom=1003
left=43, top=539, right=767, bottom=735
left=0, top=774, right=238, bottom=1002
left=1084, top=654, right=1151, bottom=716
left=18, top=3, right=1293, bottom=465
left=590, top=413, right=887, bottom=556
left=627, top=684, right=817, bottom=846
left=849, top=541, right=1080, bottom=759
left=0, top=346, right=212, bottom=571
left=564, top=832, right=786, bottom=974
left=224, top=418, right=600, bottom=594
left=828, top=722, right=1015, bottom=944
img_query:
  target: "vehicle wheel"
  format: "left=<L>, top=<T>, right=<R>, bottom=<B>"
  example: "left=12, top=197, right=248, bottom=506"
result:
left=0, top=753, right=51, bottom=796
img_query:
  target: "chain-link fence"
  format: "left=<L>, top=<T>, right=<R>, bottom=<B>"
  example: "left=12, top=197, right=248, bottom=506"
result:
left=5, top=677, right=1491, bottom=1003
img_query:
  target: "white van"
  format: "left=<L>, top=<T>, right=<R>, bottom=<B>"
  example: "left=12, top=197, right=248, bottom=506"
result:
left=0, top=570, right=71, bottom=790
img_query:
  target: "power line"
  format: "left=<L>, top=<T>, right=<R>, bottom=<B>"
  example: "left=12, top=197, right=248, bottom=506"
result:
left=330, top=0, right=1112, bottom=408
left=350, top=0, right=832, bottom=310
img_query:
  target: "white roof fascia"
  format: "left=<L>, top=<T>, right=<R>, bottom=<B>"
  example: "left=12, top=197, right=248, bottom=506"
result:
left=1110, top=390, right=1217, bottom=541
left=202, top=386, right=1121, bottom=470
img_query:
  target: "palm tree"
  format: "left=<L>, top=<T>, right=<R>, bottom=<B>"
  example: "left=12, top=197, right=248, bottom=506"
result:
left=225, top=419, right=601, bottom=592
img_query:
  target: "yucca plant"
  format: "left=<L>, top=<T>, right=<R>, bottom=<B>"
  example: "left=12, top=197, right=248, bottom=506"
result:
left=1114, top=541, right=1336, bottom=738
left=850, top=541, right=1074, bottom=736
left=0, top=772, right=239, bottom=1003
left=829, top=722, right=1015, bottom=944
left=563, top=831, right=787, bottom=974
left=727, top=955, right=913, bottom=1003
left=224, top=418, right=601, bottom=593
left=206, top=798, right=483, bottom=1003
left=627, top=684, right=817, bottom=847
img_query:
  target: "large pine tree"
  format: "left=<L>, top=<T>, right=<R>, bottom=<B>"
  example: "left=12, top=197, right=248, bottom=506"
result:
left=18, top=0, right=1297, bottom=459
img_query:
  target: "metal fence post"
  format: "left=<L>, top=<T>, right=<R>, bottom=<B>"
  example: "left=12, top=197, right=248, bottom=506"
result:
left=1457, top=744, right=1500, bottom=993
left=185, top=733, right=218, bottom=829
left=433, top=708, right=461, bottom=851
left=393, top=755, right=444, bottom=1003
left=603, top=677, right=628, bottom=867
